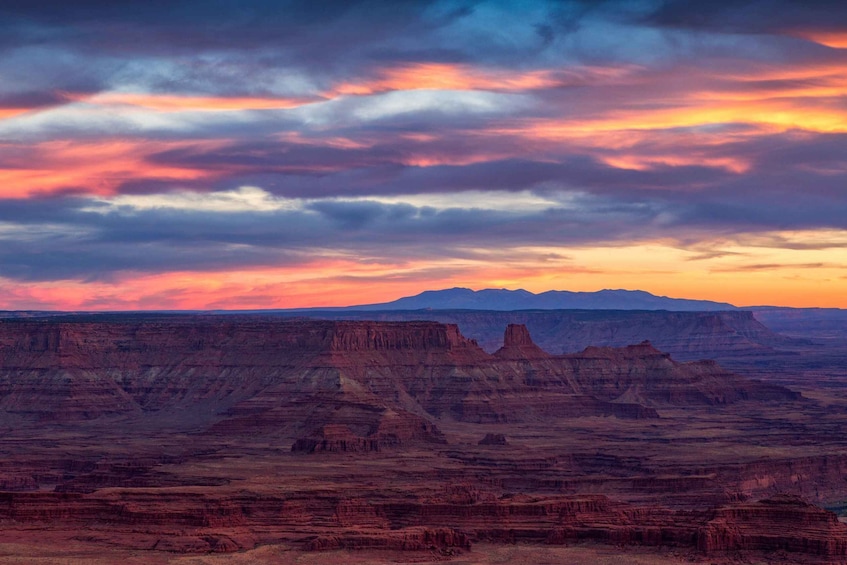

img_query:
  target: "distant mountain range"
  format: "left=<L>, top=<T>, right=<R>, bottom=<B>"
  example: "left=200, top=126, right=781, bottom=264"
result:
left=301, top=287, right=738, bottom=312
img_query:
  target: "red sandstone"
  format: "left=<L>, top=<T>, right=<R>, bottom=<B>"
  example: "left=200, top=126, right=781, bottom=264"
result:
left=0, top=316, right=843, bottom=563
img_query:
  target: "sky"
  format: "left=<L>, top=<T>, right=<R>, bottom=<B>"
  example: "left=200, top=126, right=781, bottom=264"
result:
left=1, top=0, right=846, bottom=310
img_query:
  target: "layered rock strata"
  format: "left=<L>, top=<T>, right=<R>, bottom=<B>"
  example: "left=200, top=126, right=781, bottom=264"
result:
left=0, top=315, right=834, bottom=562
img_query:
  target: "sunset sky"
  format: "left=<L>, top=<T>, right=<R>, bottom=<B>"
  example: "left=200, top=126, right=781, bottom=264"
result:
left=1, top=0, right=846, bottom=310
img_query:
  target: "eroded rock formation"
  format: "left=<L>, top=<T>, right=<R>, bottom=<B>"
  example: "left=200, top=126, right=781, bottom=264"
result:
left=0, top=315, right=841, bottom=563
left=699, top=495, right=847, bottom=556
left=288, top=309, right=804, bottom=359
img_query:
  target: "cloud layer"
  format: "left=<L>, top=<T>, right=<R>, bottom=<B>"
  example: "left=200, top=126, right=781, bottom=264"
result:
left=1, top=0, right=846, bottom=308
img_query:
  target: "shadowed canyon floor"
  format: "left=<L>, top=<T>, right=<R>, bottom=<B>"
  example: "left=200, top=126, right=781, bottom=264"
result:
left=1, top=316, right=847, bottom=563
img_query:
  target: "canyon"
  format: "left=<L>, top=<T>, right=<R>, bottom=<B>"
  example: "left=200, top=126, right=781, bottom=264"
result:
left=264, top=308, right=804, bottom=360
left=1, top=315, right=847, bottom=563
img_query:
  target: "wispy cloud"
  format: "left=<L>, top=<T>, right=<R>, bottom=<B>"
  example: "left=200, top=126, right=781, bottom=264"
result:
left=0, top=0, right=846, bottom=307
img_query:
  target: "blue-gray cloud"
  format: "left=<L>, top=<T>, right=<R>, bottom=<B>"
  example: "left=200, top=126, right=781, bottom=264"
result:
left=1, top=0, right=847, bottom=292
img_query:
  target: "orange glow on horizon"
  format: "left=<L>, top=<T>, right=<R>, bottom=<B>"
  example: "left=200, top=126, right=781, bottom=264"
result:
left=1, top=236, right=846, bottom=311
left=0, top=260, right=476, bottom=311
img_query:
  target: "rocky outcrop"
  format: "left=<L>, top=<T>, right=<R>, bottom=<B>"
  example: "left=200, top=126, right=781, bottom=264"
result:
left=699, top=495, right=847, bottom=556
left=563, top=341, right=800, bottom=406
left=0, top=317, right=797, bottom=429
left=494, top=324, right=549, bottom=359
left=0, top=318, right=486, bottom=424
left=3, top=481, right=846, bottom=559
left=0, top=369, right=140, bottom=420
left=327, top=322, right=478, bottom=352
left=292, top=411, right=447, bottom=453
left=302, top=309, right=803, bottom=360
left=478, top=433, right=508, bottom=446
